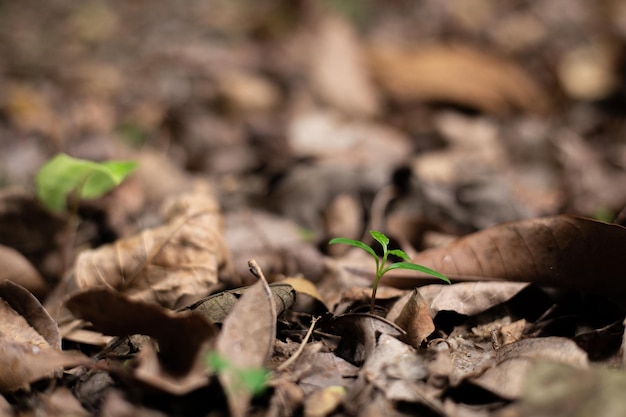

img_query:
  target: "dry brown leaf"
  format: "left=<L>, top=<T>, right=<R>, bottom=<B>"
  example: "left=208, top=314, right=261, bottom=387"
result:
left=0, top=245, right=47, bottom=298
left=0, top=337, right=88, bottom=392
left=308, top=14, right=380, bottom=117
left=181, top=282, right=295, bottom=324
left=419, top=282, right=529, bottom=317
left=368, top=43, right=550, bottom=115
left=471, top=337, right=589, bottom=399
left=49, top=185, right=233, bottom=320
left=499, top=361, right=626, bottom=417
left=375, top=216, right=626, bottom=297
left=0, top=280, right=60, bottom=349
left=216, top=267, right=277, bottom=417
left=65, top=289, right=217, bottom=378
left=388, top=289, right=435, bottom=349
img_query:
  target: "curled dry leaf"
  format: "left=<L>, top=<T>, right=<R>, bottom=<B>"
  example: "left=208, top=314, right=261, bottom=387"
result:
left=180, top=282, right=295, bottom=324
left=368, top=42, right=550, bottom=115
left=0, top=278, right=88, bottom=393
left=388, top=289, right=435, bottom=349
left=216, top=271, right=277, bottom=417
left=49, top=185, right=234, bottom=320
left=320, top=313, right=405, bottom=366
left=374, top=216, right=626, bottom=298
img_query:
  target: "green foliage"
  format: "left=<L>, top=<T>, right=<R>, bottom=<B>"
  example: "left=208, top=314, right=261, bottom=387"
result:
left=206, top=352, right=268, bottom=396
left=36, top=153, right=137, bottom=213
left=329, top=230, right=450, bottom=312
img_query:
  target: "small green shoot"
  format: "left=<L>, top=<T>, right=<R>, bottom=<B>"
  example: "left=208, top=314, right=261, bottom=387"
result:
left=36, top=153, right=137, bottom=213
left=206, top=352, right=268, bottom=396
left=329, top=230, right=450, bottom=313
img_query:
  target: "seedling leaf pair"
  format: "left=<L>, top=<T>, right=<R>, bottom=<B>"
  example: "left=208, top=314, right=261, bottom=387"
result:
left=36, top=153, right=137, bottom=213
left=330, top=230, right=450, bottom=313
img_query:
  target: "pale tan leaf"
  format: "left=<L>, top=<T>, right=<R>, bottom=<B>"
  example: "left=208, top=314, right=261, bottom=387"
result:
left=368, top=43, right=550, bottom=115
left=308, top=14, right=380, bottom=117
left=0, top=245, right=47, bottom=298
left=216, top=265, right=277, bottom=417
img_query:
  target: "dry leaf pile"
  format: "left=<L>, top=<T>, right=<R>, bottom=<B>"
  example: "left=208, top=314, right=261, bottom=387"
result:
left=1, top=1, right=626, bottom=417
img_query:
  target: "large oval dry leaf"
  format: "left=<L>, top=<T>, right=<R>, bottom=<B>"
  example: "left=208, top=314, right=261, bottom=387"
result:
left=382, top=216, right=626, bottom=297
left=368, top=43, right=550, bottom=115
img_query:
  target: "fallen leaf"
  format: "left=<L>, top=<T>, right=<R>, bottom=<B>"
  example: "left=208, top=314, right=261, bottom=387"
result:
left=471, top=337, right=589, bottom=400
left=0, top=245, right=47, bottom=298
left=499, top=361, right=626, bottom=417
left=65, top=288, right=217, bottom=377
left=368, top=216, right=626, bottom=298
left=368, top=42, right=550, bottom=115
left=419, top=282, right=529, bottom=317
left=48, top=185, right=234, bottom=320
left=181, top=282, right=295, bottom=324
left=0, top=280, right=60, bottom=349
left=0, top=337, right=88, bottom=392
left=303, top=385, right=345, bottom=417
left=307, top=13, right=380, bottom=117
left=388, top=289, right=435, bottom=348
left=320, top=313, right=405, bottom=365
left=216, top=265, right=277, bottom=417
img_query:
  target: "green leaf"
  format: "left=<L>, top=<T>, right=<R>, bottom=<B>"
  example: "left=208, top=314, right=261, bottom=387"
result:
left=36, top=153, right=137, bottom=213
left=387, top=249, right=410, bottom=261
left=238, top=368, right=268, bottom=396
left=329, top=237, right=378, bottom=260
left=369, top=230, right=389, bottom=252
left=383, top=262, right=451, bottom=283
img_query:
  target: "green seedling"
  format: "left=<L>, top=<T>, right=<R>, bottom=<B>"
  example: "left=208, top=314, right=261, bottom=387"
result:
left=206, top=352, right=268, bottom=397
left=329, top=230, right=450, bottom=313
left=35, top=153, right=137, bottom=274
left=36, top=153, right=137, bottom=213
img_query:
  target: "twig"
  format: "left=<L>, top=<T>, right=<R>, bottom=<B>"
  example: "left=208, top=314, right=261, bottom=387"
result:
left=248, top=259, right=267, bottom=282
left=276, top=316, right=320, bottom=372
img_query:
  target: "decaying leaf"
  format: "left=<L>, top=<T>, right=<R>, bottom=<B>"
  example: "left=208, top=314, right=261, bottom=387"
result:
left=48, top=185, right=234, bottom=321
left=0, top=245, right=47, bottom=298
left=216, top=266, right=277, bottom=417
left=388, top=289, right=435, bottom=348
left=65, top=288, right=217, bottom=378
left=0, top=337, right=88, bottom=392
left=181, top=282, right=295, bottom=324
left=0, top=280, right=60, bottom=349
left=419, top=282, right=529, bottom=317
left=501, top=361, right=626, bottom=417
left=368, top=42, right=550, bottom=115
left=307, top=13, right=380, bottom=117
left=369, top=216, right=626, bottom=298
left=0, top=281, right=89, bottom=392
left=321, top=313, right=405, bottom=365
left=471, top=337, right=589, bottom=400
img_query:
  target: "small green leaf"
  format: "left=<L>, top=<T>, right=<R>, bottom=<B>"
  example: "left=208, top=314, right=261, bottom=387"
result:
left=238, top=368, right=268, bottom=396
left=36, top=153, right=137, bottom=213
left=383, top=262, right=451, bottom=283
left=329, top=237, right=378, bottom=260
left=369, top=230, right=389, bottom=251
left=387, top=249, right=410, bottom=261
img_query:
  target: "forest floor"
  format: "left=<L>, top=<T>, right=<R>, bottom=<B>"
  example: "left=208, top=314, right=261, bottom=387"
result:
left=1, top=1, right=626, bottom=416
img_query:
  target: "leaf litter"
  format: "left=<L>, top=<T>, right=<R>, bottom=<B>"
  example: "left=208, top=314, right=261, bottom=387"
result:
left=0, top=1, right=626, bottom=416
